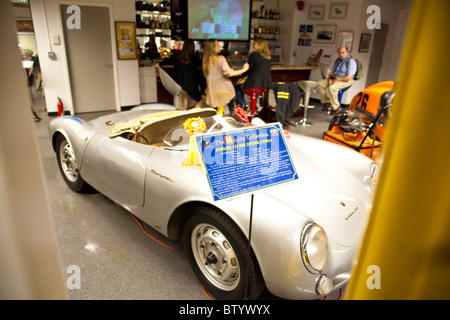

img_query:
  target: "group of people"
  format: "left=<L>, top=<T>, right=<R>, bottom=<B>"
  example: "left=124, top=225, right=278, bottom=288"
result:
left=155, top=37, right=272, bottom=114
left=155, top=38, right=356, bottom=118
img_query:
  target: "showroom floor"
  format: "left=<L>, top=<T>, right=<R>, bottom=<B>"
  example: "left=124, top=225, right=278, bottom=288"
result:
left=31, top=94, right=342, bottom=300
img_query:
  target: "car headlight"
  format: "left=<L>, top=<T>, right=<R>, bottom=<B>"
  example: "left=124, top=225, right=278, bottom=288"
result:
left=370, top=163, right=377, bottom=181
left=370, top=162, right=379, bottom=187
left=300, top=222, right=328, bottom=273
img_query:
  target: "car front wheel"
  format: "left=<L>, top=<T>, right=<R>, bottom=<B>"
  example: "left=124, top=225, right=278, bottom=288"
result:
left=55, top=134, right=93, bottom=193
left=183, top=206, right=264, bottom=300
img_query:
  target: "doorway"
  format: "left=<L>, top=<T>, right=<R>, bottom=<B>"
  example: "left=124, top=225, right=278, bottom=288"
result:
left=60, top=4, right=116, bottom=113
left=365, top=23, right=389, bottom=88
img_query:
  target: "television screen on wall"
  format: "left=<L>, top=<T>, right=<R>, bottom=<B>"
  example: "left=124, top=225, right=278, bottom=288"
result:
left=188, top=0, right=251, bottom=41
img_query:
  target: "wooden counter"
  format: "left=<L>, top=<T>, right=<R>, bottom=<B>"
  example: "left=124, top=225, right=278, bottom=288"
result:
left=271, top=65, right=318, bottom=71
left=270, top=65, right=318, bottom=83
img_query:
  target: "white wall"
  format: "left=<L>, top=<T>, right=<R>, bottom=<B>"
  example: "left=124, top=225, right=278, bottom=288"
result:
left=30, top=0, right=140, bottom=114
left=280, top=0, right=412, bottom=104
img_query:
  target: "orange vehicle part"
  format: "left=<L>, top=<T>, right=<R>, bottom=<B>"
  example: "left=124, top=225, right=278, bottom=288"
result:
left=349, top=81, right=395, bottom=141
left=323, top=81, right=395, bottom=162
left=324, top=124, right=382, bottom=162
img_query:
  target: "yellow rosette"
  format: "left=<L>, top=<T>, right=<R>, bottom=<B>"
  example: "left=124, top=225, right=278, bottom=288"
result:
left=182, top=117, right=206, bottom=167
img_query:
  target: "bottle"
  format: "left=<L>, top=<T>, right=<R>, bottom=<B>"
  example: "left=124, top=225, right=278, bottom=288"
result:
left=151, top=16, right=156, bottom=28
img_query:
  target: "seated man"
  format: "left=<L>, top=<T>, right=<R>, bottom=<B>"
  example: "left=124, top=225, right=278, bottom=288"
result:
left=317, top=45, right=357, bottom=114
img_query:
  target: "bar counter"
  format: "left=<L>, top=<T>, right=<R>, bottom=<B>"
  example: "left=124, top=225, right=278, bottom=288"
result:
left=270, top=65, right=318, bottom=83
left=154, top=64, right=318, bottom=105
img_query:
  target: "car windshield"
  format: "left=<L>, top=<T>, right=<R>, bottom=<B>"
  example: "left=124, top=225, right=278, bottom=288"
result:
left=161, top=115, right=247, bottom=148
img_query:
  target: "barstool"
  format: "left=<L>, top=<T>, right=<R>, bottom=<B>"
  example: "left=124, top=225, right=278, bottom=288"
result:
left=338, top=85, right=351, bottom=104
left=157, top=66, right=186, bottom=109
left=296, top=80, right=318, bottom=126
left=327, top=85, right=352, bottom=114
left=243, top=88, right=266, bottom=119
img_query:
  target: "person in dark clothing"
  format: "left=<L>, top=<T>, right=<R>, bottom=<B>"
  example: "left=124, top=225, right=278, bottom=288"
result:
left=141, top=35, right=160, bottom=60
left=233, top=37, right=272, bottom=112
left=155, top=39, right=206, bottom=109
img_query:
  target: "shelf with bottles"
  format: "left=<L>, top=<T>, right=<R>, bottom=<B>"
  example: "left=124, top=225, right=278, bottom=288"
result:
left=137, top=11, right=171, bottom=18
left=135, top=1, right=171, bottom=13
left=250, top=36, right=279, bottom=42
left=250, top=24, right=280, bottom=36
left=252, top=8, right=280, bottom=20
left=136, top=30, right=172, bottom=38
left=135, top=0, right=172, bottom=28
left=251, top=17, right=280, bottom=21
left=136, top=14, right=171, bottom=30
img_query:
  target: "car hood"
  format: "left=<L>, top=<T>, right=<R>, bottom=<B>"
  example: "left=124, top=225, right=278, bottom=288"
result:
left=260, top=133, right=374, bottom=247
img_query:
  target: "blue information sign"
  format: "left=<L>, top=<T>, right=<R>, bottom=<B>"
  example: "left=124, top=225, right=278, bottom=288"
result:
left=195, top=123, right=298, bottom=201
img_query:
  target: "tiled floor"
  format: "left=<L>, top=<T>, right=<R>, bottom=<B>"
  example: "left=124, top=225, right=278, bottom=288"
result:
left=32, top=95, right=343, bottom=300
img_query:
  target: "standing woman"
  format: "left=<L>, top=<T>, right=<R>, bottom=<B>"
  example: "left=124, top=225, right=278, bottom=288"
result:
left=202, top=39, right=249, bottom=114
left=155, top=39, right=206, bottom=110
left=234, top=37, right=272, bottom=109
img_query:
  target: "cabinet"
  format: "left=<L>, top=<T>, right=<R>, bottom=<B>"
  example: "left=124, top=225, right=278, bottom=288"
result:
left=135, top=0, right=187, bottom=43
left=139, top=67, right=158, bottom=103
left=250, top=2, right=283, bottom=61
left=251, top=18, right=280, bottom=41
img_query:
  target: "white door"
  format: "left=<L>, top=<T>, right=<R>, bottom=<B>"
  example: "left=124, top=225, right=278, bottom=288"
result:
left=61, top=5, right=116, bottom=113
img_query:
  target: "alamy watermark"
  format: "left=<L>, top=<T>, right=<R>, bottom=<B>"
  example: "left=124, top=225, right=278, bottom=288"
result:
left=66, top=265, right=81, bottom=290
left=366, top=5, right=381, bottom=30
left=66, top=5, right=81, bottom=30
left=366, top=265, right=381, bottom=289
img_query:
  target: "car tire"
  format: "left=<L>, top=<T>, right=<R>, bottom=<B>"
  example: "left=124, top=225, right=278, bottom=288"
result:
left=183, top=206, right=264, bottom=300
left=55, top=134, right=94, bottom=193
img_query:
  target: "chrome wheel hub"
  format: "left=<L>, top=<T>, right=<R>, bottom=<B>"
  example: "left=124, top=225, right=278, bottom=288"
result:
left=191, top=223, right=240, bottom=291
left=60, top=141, right=78, bottom=182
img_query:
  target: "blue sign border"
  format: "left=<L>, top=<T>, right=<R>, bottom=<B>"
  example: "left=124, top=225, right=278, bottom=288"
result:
left=195, top=123, right=298, bottom=201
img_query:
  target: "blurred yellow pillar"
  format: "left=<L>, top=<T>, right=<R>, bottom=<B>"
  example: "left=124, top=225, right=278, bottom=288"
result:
left=345, top=0, right=450, bottom=299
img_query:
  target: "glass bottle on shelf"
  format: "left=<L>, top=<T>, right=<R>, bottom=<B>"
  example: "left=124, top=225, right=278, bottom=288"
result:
left=151, top=16, right=156, bottom=28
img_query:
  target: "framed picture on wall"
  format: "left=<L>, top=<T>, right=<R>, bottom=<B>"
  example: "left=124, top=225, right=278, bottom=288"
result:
left=115, top=21, right=137, bottom=60
left=329, top=3, right=348, bottom=19
left=16, top=20, right=34, bottom=32
left=309, top=5, right=325, bottom=20
left=359, top=33, right=372, bottom=52
left=336, top=31, right=354, bottom=52
left=314, top=25, right=336, bottom=44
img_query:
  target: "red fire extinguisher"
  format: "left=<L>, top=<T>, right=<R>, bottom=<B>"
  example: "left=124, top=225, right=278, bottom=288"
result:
left=57, top=97, right=64, bottom=116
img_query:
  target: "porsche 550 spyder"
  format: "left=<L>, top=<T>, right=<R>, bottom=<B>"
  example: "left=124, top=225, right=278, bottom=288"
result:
left=49, top=104, right=376, bottom=300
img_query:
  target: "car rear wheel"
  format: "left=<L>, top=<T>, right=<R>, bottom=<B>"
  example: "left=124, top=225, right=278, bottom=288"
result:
left=55, top=134, right=93, bottom=193
left=183, top=206, right=264, bottom=300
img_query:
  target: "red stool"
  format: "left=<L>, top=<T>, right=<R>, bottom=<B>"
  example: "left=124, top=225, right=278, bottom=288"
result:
left=243, top=88, right=266, bottom=118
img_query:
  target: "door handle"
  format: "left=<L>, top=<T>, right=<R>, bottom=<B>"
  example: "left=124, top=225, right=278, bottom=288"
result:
left=105, top=62, right=113, bottom=68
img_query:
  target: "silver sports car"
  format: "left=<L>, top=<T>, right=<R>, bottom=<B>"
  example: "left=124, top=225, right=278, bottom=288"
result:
left=49, top=104, right=376, bottom=300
